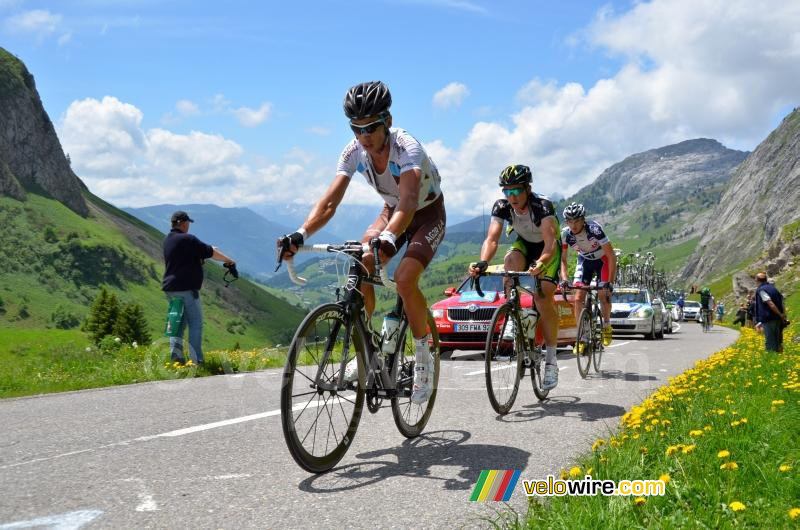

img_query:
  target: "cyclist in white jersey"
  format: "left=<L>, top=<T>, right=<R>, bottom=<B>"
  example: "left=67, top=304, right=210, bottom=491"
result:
left=559, top=202, right=616, bottom=347
left=279, top=81, right=445, bottom=404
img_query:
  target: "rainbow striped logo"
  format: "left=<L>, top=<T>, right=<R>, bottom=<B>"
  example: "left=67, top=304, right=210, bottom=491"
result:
left=469, top=470, right=521, bottom=501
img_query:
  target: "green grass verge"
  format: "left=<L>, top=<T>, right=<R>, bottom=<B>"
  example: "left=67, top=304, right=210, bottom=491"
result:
left=509, top=295, right=799, bottom=528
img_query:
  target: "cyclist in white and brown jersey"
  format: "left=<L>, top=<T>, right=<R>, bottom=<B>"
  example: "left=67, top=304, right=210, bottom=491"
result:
left=278, top=81, right=445, bottom=404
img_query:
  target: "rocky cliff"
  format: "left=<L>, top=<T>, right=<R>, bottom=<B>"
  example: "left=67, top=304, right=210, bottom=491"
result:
left=682, top=108, right=800, bottom=281
left=567, top=138, right=748, bottom=214
left=0, top=48, right=87, bottom=216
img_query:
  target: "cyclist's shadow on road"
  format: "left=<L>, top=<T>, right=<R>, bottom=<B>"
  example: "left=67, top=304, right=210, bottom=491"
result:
left=498, top=396, right=627, bottom=423
left=297, top=430, right=529, bottom=494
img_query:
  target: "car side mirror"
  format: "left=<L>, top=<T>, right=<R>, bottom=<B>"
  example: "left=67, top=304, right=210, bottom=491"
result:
left=444, top=287, right=456, bottom=296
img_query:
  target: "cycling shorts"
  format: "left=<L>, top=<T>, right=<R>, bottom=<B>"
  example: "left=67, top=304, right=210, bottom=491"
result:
left=506, top=236, right=561, bottom=284
left=573, top=255, right=609, bottom=286
left=361, top=195, right=446, bottom=267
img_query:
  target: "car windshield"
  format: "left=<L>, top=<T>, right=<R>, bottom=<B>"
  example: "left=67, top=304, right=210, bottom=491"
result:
left=684, top=301, right=701, bottom=308
left=612, top=291, right=647, bottom=304
left=457, top=274, right=535, bottom=294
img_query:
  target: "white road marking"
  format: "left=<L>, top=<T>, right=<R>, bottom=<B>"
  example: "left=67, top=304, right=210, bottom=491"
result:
left=0, top=510, right=103, bottom=529
left=605, top=341, right=631, bottom=349
left=559, top=366, right=569, bottom=371
left=465, top=364, right=515, bottom=376
left=123, top=478, right=159, bottom=512
left=1, top=402, right=326, bottom=470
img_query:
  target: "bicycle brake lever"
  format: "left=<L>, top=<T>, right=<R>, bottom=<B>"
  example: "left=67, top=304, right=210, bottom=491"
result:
left=275, top=236, right=291, bottom=272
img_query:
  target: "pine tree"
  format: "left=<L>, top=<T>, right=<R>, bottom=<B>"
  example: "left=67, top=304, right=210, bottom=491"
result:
left=84, top=287, right=120, bottom=345
left=113, top=303, right=151, bottom=345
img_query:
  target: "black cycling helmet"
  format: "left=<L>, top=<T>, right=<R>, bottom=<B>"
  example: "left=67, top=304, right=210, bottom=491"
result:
left=498, top=164, right=532, bottom=187
left=563, top=202, right=586, bottom=220
left=343, top=81, right=392, bottom=120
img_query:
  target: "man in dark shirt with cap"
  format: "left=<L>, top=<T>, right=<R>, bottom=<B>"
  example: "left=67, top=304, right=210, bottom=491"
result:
left=163, top=210, right=235, bottom=364
left=754, top=271, right=789, bottom=353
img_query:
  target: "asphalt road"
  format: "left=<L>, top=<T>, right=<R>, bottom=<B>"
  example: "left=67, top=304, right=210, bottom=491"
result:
left=0, top=322, right=737, bottom=529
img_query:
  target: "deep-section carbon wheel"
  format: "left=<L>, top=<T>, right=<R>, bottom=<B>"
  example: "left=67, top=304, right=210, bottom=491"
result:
left=575, top=308, right=593, bottom=378
left=281, top=303, right=365, bottom=473
left=484, top=304, right=524, bottom=415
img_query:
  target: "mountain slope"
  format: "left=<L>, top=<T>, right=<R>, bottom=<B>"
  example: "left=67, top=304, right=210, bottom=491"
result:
left=125, top=204, right=341, bottom=280
left=683, top=108, right=800, bottom=281
left=0, top=48, right=305, bottom=350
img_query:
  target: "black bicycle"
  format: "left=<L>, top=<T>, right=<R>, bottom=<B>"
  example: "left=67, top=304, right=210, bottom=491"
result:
left=700, top=307, right=712, bottom=332
left=474, top=270, right=549, bottom=415
left=565, top=283, right=606, bottom=377
left=277, top=240, right=440, bottom=473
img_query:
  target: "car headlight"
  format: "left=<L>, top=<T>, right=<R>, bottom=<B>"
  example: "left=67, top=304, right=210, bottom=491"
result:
left=636, top=307, right=653, bottom=318
left=432, top=309, right=444, bottom=319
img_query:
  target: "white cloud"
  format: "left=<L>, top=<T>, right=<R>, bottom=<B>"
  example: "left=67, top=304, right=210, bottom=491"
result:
left=5, top=9, right=61, bottom=35
left=431, top=0, right=800, bottom=215
left=59, top=96, right=333, bottom=208
left=232, top=102, right=272, bottom=127
left=175, top=99, right=199, bottom=117
left=308, top=125, right=331, bottom=136
left=57, top=31, right=72, bottom=46
left=433, top=82, right=470, bottom=109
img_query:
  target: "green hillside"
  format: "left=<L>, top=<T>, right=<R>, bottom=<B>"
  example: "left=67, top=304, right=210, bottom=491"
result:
left=0, top=192, right=305, bottom=355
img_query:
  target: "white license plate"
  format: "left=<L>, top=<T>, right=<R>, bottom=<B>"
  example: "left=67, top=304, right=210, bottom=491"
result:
left=454, top=323, right=490, bottom=332
left=610, top=318, right=626, bottom=325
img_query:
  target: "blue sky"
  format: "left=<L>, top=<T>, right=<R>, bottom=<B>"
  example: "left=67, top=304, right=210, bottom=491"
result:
left=2, top=0, right=799, bottom=217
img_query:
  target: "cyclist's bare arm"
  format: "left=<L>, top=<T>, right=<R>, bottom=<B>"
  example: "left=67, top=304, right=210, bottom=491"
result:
left=559, top=241, right=570, bottom=282
left=384, top=168, right=421, bottom=238
left=602, top=241, right=617, bottom=284
left=300, top=175, right=350, bottom=237
left=470, top=219, right=503, bottom=276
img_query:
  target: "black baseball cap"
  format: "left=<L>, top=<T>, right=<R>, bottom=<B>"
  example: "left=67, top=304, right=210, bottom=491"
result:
left=171, top=211, right=194, bottom=223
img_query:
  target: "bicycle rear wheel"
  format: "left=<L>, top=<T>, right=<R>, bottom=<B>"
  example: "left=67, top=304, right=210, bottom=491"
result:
left=529, top=345, right=549, bottom=400
left=484, top=304, right=524, bottom=415
left=280, top=303, right=366, bottom=473
left=391, top=310, right=440, bottom=437
left=575, top=308, right=593, bottom=378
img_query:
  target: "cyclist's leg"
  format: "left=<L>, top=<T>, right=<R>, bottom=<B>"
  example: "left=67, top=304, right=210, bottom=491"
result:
left=526, top=240, right=560, bottom=388
left=398, top=197, right=445, bottom=403
left=572, top=255, right=586, bottom=321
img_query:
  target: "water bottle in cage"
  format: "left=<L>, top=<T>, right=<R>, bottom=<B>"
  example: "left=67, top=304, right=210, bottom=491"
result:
left=380, top=311, right=401, bottom=354
left=521, top=307, right=539, bottom=340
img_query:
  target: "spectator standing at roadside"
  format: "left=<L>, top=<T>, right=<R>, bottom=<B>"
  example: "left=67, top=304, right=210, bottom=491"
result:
left=754, top=272, right=789, bottom=352
left=163, top=211, right=236, bottom=364
left=716, top=301, right=725, bottom=322
left=745, top=293, right=756, bottom=328
left=732, top=303, right=747, bottom=327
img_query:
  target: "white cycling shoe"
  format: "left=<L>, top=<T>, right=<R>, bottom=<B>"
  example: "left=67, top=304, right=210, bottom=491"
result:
left=542, top=363, right=559, bottom=390
left=411, top=359, right=434, bottom=404
left=502, top=320, right=516, bottom=341
left=343, top=358, right=359, bottom=383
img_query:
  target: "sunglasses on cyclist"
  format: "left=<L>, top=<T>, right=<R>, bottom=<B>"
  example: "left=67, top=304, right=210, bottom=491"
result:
left=350, top=118, right=386, bottom=136
left=502, top=187, right=525, bottom=197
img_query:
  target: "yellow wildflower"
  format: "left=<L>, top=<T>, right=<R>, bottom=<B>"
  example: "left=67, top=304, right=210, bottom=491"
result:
left=731, top=420, right=741, bottom=427
left=717, top=450, right=730, bottom=458
left=703, top=425, right=712, bottom=432
left=689, top=429, right=703, bottom=437
left=789, top=508, right=800, bottom=520
left=633, top=497, right=646, bottom=506
left=560, top=469, right=568, bottom=480
left=779, top=464, right=792, bottom=472
left=771, top=399, right=785, bottom=405
left=682, top=444, right=696, bottom=454
left=659, top=473, right=670, bottom=484
left=569, top=466, right=582, bottom=478
left=585, top=467, right=593, bottom=475
left=665, top=445, right=679, bottom=456
left=728, top=501, right=746, bottom=512
left=720, top=462, right=739, bottom=471
left=591, top=439, right=606, bottom=451
left=640, top=446, right=649, bottom=455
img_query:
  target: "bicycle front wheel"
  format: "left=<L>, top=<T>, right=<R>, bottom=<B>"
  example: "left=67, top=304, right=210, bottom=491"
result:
left=484, top=304, right=524, bottom=415
left=592, top=309, right=603, bottom=373
left=575, top=308, right=593, bottom=378
left=391, top=310, right=440, bottom=438
left=529, top=345, right=549, bottom=400
left=280, top=303, right=366, bottom=473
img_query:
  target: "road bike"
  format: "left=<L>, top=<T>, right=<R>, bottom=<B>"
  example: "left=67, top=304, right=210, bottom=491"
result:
left=565, top=283, right=606, bottom=377
left=700, top=308, right=713, bottom=332
left=474, top=270, right=549, bottom=415
left=277, top=240, right=440, bottom=473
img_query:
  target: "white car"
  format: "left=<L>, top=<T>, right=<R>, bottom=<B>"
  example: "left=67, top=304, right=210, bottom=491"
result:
left=609, top=287, right=670, bottom=339
left=681, top=300, right=702, bottom=321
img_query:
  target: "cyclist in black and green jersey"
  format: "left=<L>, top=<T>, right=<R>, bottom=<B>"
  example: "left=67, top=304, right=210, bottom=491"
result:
left=699, top=287, right=714, bottom=327
left=468, top=164, right=562, bottom=390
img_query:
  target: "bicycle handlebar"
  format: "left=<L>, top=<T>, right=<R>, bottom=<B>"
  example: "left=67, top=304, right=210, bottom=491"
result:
left=281, top=242, right=397, bottom=291
left=472, top=270, right=539, bottom=299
